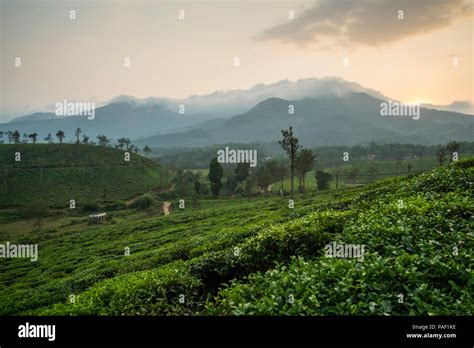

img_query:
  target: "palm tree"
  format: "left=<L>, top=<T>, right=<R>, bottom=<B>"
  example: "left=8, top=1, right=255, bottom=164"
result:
left=28, top=133, right=38, bottom=144
left=97, top=135, right=109, bottom=147
left=56, top=130, right=65, bottom=144
left=117, top=137, right=131, bottom=150
left=117, top=137, right=126, bottom=149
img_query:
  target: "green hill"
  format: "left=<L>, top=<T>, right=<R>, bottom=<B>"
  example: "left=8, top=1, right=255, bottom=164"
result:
left=0, top=144, right=172, bottom=208
left=0, top=158, right=471, bottom=315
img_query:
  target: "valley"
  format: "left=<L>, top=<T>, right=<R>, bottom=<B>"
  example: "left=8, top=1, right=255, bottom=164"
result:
left=0, top=141, right=471, bottom=315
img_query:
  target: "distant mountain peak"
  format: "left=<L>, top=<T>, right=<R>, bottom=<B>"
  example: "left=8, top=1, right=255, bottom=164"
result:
left=421, top=100, right=473, bottom=115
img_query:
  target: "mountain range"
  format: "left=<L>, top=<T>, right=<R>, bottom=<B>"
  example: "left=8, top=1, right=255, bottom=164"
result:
left=1, top=77, right=472, bottom=147
left=134, top=93, right=474, bottom=148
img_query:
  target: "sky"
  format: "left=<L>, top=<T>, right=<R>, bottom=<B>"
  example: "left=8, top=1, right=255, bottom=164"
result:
left=0, top=0, right=473, bottom=121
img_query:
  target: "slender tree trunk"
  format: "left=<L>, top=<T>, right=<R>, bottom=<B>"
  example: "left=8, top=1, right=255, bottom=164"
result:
left=290, top=153, right=294, bottom=199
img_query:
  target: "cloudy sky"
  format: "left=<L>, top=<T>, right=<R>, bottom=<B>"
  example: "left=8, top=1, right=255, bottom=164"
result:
left=0, top=0, right=472, bottom=121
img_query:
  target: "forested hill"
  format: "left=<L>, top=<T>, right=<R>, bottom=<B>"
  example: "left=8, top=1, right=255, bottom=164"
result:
left=0, top=144, right=171, bottom=207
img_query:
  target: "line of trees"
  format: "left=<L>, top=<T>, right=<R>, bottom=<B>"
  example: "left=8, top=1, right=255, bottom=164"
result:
left=0, top=129, right=153, bottom=156
left=195, top=129, right=465, bottom=199
left=200, top=127, right=318, bottom=198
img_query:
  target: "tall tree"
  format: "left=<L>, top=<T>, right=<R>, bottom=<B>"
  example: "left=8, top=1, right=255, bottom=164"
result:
left=279, top=127, right=301, bottom=199
left=82, top=134, right=89, bottom=144
left=28, top=133, right=38, bottom=144
left=295, top=149, right=316, bottom=192
left=208, top=157, right=223, bottom=197
left=56, top=130, right=65, bottom=144
left=75, top=128, right=82, bottom=144
left=12, top=130, right=20, bottom=144
left=22, top=133, right=29, bottom=143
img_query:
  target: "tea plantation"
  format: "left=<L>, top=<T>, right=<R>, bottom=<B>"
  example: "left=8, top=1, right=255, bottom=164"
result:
left=0, top=144, right=172, bottom=207
left=0, top=159, right=472, bottom=315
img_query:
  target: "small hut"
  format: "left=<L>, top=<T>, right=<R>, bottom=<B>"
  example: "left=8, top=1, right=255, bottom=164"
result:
left=89, top=212, right=106, bottom=224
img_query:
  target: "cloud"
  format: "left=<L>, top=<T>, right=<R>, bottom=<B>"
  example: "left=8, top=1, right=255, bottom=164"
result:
left=256, top=0, right=473, bottom=47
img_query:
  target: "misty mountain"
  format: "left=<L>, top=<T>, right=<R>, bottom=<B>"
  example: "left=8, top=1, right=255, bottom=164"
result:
left=106, top=76, right=389, bottom=119
left=2, top=77, right=472, bottom=145
left=8, top=112, right=58, bottom=123
left=0, top=102, right=203, bottom=142
left=135, top=93, right=474, bottom=148
left=2, top=76, right=387, bottom=125
left=421, top=101, right=473, bottom=115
